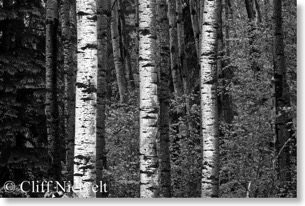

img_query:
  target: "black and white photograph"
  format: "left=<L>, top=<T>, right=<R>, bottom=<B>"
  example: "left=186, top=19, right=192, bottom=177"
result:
left=0, top=0, right=298, bottom=199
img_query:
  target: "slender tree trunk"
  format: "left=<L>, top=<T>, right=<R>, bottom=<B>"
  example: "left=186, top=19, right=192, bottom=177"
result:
left=167, top=0, right=183, bottom=96
left=156, top=0, right=171, bottom=197
left=111, top=0, right=128, bottom=103
left=134, top=0, right=140, bottom=87
left=65, top=0, right=77, bottom=184
left=46, top=0, right=61, bottom=181
left=176, top=0, right=189, bottom=97
left=244, top=0, right=261, bottom=74
left=198, top=0, right=205, bottom=53
left=189, top=0, right=200, bottom=59
left=74, top=0, right=98, bottom=198
left=221, top=0, right=234, bottom=124
left=60, top=0, right=75, bottom=183
left=96, top=0, right=108, bottom=197
left=139, top=0, right=159, bottom=198
left=200, top=0, right=220, bottom=198
left=217, top=0, right=233, bottom=124
left=117, top=0, right=135, bottom=90
left=273, top=0, right=292, bottom=183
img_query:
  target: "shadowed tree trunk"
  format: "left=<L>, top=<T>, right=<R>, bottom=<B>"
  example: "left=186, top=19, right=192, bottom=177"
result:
left=111, top=0, right=128, bottom=103
left=74, top=0, right=98, bottom=198
left=46, top=0, right=61, bottom=181
left=244, top=0, right=261, bottom=75
left=117, top=0, right=135, bottom=90
left=156, top=0, right=171, bottom=197
left=218, top=0, right=233, bottom=124
left=139, top=0, right=159, bottom=198
left=189, top=0, right=200, bottom=59
left=60, top=0, right=75, bottom=183
left=273, top=0, right=293, bottom=183
left=167, top=0, right=183, bottom=96
left=200, top=0, right=220, bottom=198
left=96, top=0, right=108, bottom=198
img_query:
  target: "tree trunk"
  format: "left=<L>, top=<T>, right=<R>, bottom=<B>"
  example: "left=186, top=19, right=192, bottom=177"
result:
left=244, top=0, right=261, bottom=74
left=74, top=0, right=98, bottom=198
left=176, top=0, right=189, bottom=97
left=117, top=0, right=135, bottom=90
left=167, top=0, right=183, bottom=96
left=46, top=0, right=61, bottom=181
left=139, top=0, right=159, bottom=198
left=65, top=0, right=77, bottom=184
left=111, top=0, right=128, bottom=103
left=218, top=0, right=233, bottom=124
left=273, top=0, right=292, bottom=183
left=134, top=0, right=140, bottom=87
left=60, top=0, right=75, bottom=183
left=189, top=0, right=200, bottom=59
left=200, top=0, right=220, bottom=198
left=96, top=0, right=108, bottom=197
left=156, top=0, right=171, bottom=197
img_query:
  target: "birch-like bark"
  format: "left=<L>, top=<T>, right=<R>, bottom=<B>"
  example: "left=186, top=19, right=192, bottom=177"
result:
left=167, top=0, right=183, bottom=97
left=273, top=0, right=292, bottom=182
left=111, top=0, right=128, bottom=103
left=139, top=0, right=159, bottom=198
left=200, top=0, right=220, bottom=198
left=156, top=0, right=171, bottom=197
left=74, top=0, right=98, bottom=198
left=46, top=0, right=61, bottom=180
left=96, top=0, right=108, bottom=197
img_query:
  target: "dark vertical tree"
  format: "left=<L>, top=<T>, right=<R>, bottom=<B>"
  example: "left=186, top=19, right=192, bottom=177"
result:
left=45, top=0, right=61, bottom=180
left=273, top=0, right=293, bottom=184
left=96, top=0, right=108, bottom=197
left=156, top=0, right=171, bottom=197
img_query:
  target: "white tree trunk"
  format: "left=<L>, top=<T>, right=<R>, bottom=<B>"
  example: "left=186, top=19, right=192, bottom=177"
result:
left=200, top=0, right=220, bottom=198
left=74, top=0, right=98, bottom=198
left=139, top=0, right=159, bottom=198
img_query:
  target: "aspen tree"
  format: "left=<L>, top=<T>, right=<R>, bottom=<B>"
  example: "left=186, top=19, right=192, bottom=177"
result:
left=200, top=0, right=220, bottom=198
left=139, top=0, right=159, bottom=198
left=74, top=0, right=98, bottom=198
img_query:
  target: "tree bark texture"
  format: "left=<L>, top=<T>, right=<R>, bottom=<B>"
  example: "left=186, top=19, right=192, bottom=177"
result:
left=60, top=0, right=75, bottom=183
left=111, top=0, right=128, bottom=103
left=139, top=0, right=159, bottom=198
left=46, top=0, right=61, bottom=180
left=200, top=0, right=220, bottom=198
left=156, top=0, right=171, bottom=198
left=96, top=0, right=108, bottom=197
left=167, top=0, right=183, bottom=97
left=74, top=0, right=98, bottom=198
left=273, top=0, right=293, bottom=182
